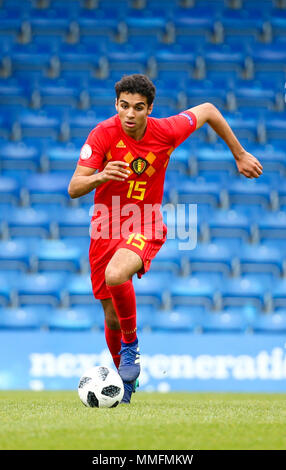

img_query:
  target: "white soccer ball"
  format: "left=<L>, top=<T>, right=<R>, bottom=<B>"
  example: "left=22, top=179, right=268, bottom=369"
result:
left=78, top=366, right=124, bottom=408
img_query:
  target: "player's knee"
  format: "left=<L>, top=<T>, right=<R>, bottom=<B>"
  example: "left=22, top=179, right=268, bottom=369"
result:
left=105, top=265, right=127, bottom=286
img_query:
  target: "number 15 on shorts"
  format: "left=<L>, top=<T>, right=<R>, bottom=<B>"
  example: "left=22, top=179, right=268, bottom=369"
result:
left=126, top=233, right=147, bottom=251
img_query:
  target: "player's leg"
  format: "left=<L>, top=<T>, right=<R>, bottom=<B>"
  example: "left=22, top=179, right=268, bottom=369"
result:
left=105, top=248, right=142, bottom=403
left=105, top=247, right=142, bottom=343
left=100, top=298, right=121, bottom=370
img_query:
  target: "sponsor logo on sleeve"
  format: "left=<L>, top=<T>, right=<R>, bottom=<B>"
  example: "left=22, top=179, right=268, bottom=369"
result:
left=179, top=112, right=194, bottom=126
left=80, top=144, right=92, bottom=160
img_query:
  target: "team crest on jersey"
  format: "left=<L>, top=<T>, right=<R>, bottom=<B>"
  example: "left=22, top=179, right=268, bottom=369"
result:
left=132, top=157, right=147, bottom=175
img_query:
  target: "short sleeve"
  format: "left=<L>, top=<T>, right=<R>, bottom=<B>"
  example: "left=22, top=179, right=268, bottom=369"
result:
left=165, top=110, right=197, bottom=148
left=78, top=124, right=109, bottom=169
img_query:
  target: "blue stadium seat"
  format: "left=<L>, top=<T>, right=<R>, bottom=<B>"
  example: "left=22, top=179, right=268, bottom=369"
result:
left=47, top=307, right=97, bottom=331
left=162, top=140, right=191, bottom=171
left=132, top=273, right=170, bottom=308
left=0, top=141, right=41, bottom=171
left=169, top=274, right=219, bottom=310
left=63, top=110, right=103, bottom=139
left=153, top=45, right=197, bottom=75
left=185, top=79, right=228, bottom=109
left=219, top=7, right=267, bottom=41
left=207, top=209, right=253, bottom=242
left=105, top=45, right=150, bottom=75
left=23, top=172, right=71, bottom=205
left=46, top=144, right=80, bottom=171
left=32, top=239, right=85, bottom=273
left=16, top=272, right=66, bottom=307
left=147, top=81, right=181, bottom=109
left=270, top=9, right=286, bottom=38
left=55, top=206, right=91, bottom=238
left=195, top=145, right=237, bottom=175
left=188, top=241, right=235, bottom=276
left=171, top=178, right=222, bottom=207
left=232, top=80, right=277, bottom=111
left=265, top=112, right=286, bottom=141
left=225, top=178, right=273, bottom=209
left=2, top=206, right=52, bottom=238
left=63, top=273, right=94, bottom=306
left=220, top=276, right=266, bottom=309
left=0, top=306, right=48, bottom=329
left=0, top=78, right=30, bottom=107
left=150, top=238, right=189, bottom=275
left=0, top=274, right=12, bottom=306
left=201, top=311, right=249, bottom=334
left=32, top=78, right=83, bottom=109
left=233, top=0, right=273, bottom=10
left=256, top=211, right=286, bottom=241
left=28, top=7, right=75, bottom=36
left=250, top=43, right=286, bottom=72
left=124, top=10, right=170, bottom=42
left=0, top=175, right=21, bottom=204
left=162, top=200, right=206, bottom=243
left=271, top=279, right=286, bottom=310
left=0, top=8, right=24, bottom=38
left=237, top=243, right=284, bottom=277
left=223, top=304, right=258, bottom=323
left=222, top=111, right=259, bottom=141
left=136, top=304, right=155, bottom=331
left=252, top=312, right=286, bottom=334
left=203, top=43, right=248, bottom=75
left=174, top=32, right=208, bottom=49
left=56, top=43, right=104, bottom=74
left=0, top=239, right=31, bottom=271
left=150, top=310, right=200, bottom=333
left=238, top=272, right=274, bottom=289
left=10, top=43, right=57, bottom=73
left=82, top=79, right=117, bottom=108
left=77, top=8, right=124, bottom=39
left=126, top=34, right=162, bottom=51
left=172, top=6, right=219, bottom=39
left=15, top=109, right=62, bottom=139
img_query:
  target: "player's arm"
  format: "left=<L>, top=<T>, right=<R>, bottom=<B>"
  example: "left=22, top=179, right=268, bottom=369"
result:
left=68, top=161, right=130, bottom=199
left=188, top=102, right=263, bottom=178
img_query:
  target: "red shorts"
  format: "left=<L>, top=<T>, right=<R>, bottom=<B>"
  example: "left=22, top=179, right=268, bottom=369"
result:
left=89, top=227, right=167, bottom=300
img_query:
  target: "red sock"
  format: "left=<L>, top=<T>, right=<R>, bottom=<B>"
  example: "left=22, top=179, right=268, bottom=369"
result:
left=104, top=321, right=122, bottom=369
left=108, top=280, right=137, bottom=343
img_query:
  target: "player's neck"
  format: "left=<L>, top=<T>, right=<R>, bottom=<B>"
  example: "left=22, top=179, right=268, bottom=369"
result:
left=123, top=126, right=146, bottom=141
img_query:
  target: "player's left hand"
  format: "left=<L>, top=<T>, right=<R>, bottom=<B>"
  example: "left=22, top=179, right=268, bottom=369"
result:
left=235, top=151, right=263, bottom=178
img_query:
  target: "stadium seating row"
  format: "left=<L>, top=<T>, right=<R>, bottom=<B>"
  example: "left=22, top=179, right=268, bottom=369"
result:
left=0, top=0, right=286, bottom=334
left=1, top=76, right=285, bottom=114
left=0, top=263, right=285, bottom=311
left=0, top=304, right=286, bottom=334
left=1, top=171, right=286, bottom=211
left=0, top=237, right=285, bottom=275
left=1, top=41, right=286, bottom=81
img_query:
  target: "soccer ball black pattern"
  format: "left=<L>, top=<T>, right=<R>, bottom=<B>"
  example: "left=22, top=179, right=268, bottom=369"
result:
left=78, top=366, right=124, bottom=408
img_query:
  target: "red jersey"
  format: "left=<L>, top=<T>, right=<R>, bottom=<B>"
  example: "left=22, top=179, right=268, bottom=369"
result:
left=78, top=111, right=197, bottom=240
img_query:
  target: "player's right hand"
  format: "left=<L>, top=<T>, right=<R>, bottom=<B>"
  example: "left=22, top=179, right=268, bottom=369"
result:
left=99, top=161, right=131, bottom=183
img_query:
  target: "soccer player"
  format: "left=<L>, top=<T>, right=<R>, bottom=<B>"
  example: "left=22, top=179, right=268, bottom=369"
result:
left=68, top=74, right=263, bottom=404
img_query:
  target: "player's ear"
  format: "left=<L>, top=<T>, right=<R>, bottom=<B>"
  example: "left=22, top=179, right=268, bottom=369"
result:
left=115, top=98, right=119, bottom=112
left=147, top=103, right=153, bottom=115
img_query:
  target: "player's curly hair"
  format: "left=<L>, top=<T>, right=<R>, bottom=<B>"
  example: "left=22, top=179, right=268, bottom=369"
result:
left=115, top=74, right=156, bottom=106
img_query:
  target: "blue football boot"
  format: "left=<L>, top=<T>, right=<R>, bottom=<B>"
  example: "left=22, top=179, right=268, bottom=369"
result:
left=118, top=338, right=140, bottom=404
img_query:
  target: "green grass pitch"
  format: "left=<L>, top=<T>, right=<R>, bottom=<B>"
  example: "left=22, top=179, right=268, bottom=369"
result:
left=0, top=391, right=286, bottom=450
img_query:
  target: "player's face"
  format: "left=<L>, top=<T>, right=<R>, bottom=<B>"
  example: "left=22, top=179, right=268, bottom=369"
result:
left=115, top=92, right=153, bottom=139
